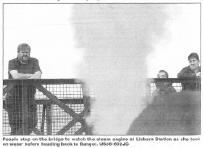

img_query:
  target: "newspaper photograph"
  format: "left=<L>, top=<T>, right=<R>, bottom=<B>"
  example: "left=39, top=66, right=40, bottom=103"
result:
left=0, top=0, right=202, bottom=147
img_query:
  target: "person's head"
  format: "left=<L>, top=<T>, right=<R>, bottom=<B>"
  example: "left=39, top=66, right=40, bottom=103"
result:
left=157, top=70, right=168, bottom=78
left=17, top=43, right=31, bottom=62
left=188, top=52, right=200, bottom=71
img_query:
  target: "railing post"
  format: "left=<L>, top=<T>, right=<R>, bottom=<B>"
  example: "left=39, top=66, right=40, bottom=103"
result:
left=40, top=105, right=46, bottom=134
left=46, top=103, right=52, bottom=135
left=21, top=81, right=29, bottom=135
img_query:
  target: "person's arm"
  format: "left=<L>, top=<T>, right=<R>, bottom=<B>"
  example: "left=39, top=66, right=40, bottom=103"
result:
left=10, top=70, right=41, bottom=79
left=28, top=71, right=42, bottom=79
left=9, top=70, right=32, bottom=79
left=9, top=58, right=42, bottom=79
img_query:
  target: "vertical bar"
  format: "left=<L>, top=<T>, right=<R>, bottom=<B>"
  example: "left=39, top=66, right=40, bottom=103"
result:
left=46, top=103, right=52, bottom=135
left=40, top=105, right=46, bottom=134
left=21, top=81, right=29, bottom=135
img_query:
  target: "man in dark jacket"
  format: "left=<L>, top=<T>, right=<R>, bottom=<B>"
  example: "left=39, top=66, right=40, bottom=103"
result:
left=177, top=52, right=201, bottom=91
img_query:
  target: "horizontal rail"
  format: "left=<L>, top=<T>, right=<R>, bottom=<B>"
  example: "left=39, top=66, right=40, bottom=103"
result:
left=3, top=79, right=84, bottom=85
left=148, top=78, right=201, bottom=83
left=3, top=78, right=201, bottom=84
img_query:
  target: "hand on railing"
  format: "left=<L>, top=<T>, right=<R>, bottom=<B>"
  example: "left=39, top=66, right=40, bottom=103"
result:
left=196, top=72, right=201, bottom=77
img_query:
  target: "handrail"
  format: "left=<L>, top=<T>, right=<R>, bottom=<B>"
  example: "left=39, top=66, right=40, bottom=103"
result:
left=3, top=78, right=201, bottom=84
left=3, top=79, right=84, bottom=85
left=148, top=78, right=200, bottom=83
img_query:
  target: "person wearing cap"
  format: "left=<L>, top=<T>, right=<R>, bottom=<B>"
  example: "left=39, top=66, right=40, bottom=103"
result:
left=5, top=43, right=42, bottom=135
left=177, top=52, right=201, bottom=90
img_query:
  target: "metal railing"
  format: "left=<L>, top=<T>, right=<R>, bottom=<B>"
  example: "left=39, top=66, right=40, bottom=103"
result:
left=148, top=78, right=201, bottom=94
left=2, top=78, right=200, bottom=135
left=3, top=79, right=91, bottom=135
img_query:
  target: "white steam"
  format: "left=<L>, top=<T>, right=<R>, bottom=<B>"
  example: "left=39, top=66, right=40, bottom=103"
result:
left=72, top=4, right=167, bottom=135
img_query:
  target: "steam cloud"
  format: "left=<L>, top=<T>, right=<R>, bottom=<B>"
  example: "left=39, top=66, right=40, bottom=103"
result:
left=72, top=4, right=167, bottom=135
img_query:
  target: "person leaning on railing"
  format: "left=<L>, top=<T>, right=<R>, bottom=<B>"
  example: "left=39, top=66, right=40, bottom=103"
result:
left=153, top=70, right=176, bottom=96
left=5, top=43, right=42, bottom=135
left=177, top=52, right=201, bottom=91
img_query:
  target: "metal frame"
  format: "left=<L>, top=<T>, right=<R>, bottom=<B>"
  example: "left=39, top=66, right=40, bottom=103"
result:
left=3, top=79, right=91, bottom=135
